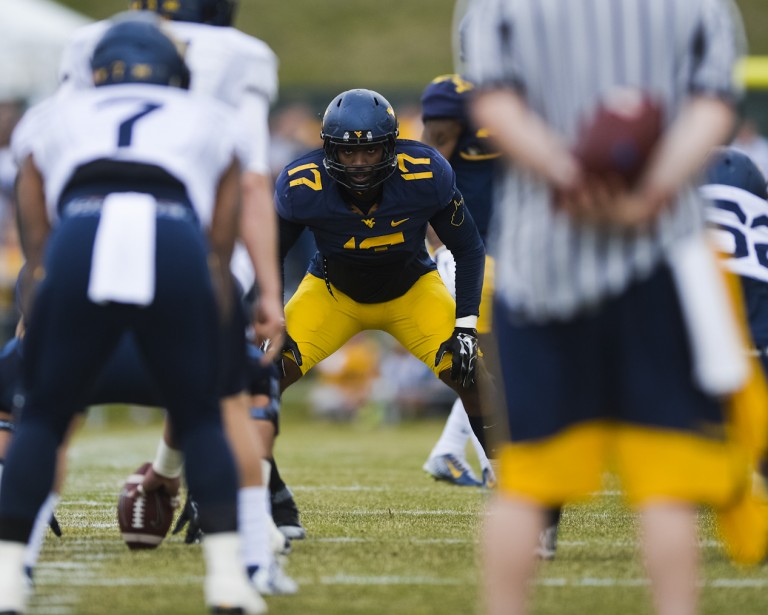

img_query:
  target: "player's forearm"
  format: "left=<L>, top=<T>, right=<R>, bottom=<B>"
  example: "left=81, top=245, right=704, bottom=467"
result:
left=209, top=160, right=241, bottom=319
left=433, top=206, right=485, bottom=319
left=471, top=88, right=580, bottom=190
left=453, top=244, right=484, bottom=320
left=209, top=161, right=241, bottom=265
left=240, top=172, right=281, bottom=302
left=15, top=157, right=50, bottom=265
left=637, top=96, right=736, bottom=203
left=15, top=157, right=50, bottom=316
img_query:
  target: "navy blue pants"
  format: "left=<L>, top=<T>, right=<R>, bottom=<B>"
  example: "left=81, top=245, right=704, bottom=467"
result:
left=0, top=214, right=239, bottom=540
left=494, top=264, right=723, bottom=443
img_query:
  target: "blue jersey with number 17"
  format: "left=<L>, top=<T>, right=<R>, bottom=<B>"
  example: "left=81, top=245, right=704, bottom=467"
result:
left=275, top=139, right=484, bottom=316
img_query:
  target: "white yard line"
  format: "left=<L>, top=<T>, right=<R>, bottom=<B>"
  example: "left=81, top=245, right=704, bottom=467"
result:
left=319, top=575, right=768, bottom=588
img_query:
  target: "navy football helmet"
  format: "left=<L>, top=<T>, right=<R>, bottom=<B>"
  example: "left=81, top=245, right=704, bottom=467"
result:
left=321, top=89, right=399, bottom=192
left=705, top=146, right=768, bottom=199
left=130, top=0, right=237, bottom=26
left=92, top=19, right=191, bottom=89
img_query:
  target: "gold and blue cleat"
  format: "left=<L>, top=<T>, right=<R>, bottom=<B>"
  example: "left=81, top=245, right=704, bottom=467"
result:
left=422, top=454, right=483, bottom=487
left=481, top=466, right=497, bottom=489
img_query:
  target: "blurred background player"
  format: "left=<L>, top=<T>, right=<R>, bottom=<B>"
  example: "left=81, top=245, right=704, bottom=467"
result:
left=420, top=73, right=495, bottom=489
left=0, top=100, right=25, bottom=342
left=273, top=88, right=488, bottom=507
left=703, top=147, right=768, bottom=376
left=702, top=147, right=768, bottom=478
left=0, top=19, right=266, bottom=614
left=466, top=0, right=768, bottom=614
left=419, top=71, right=563, bottom=559
left=56, top=0, right=297, bottom=592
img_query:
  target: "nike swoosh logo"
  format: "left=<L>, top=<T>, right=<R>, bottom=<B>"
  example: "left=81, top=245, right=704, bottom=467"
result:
left=445, top=460, right=463, bottom=479
left=391, top=218, right=409, bottom=227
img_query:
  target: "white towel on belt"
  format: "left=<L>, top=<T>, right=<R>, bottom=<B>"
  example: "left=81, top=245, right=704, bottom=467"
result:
left=87, top=192, right=156, bottom=306
left=667, top=232, right=748, bottom=396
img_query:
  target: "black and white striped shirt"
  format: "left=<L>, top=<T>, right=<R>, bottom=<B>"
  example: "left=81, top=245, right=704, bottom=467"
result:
left=465, top=0, right=743, bottom=320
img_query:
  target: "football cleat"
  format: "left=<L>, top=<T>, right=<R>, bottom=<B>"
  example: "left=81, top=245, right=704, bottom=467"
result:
left=269, top=515, right=292, bottom=555
left=205, top=571, right=267, bottom=615
left=249, top=559, right=299, bottom=596
left=423, top=454, right=483, bottom=487
left=172, top=493, right=204, bottom=544
left=272, top=487, right=306, bottom=540
left=481, top=466, right=497, bottom=489
left=536, top=523, right=559, bottom=561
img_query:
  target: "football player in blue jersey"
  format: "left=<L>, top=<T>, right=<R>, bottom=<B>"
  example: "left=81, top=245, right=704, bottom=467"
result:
left=703, top=147, right=768, bottom=376
left=420, top=74, right=497, bottom=489
left=270, top=89, right=487, bottom=476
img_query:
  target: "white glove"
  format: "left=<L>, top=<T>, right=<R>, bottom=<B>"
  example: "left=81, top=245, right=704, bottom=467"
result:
left=434, top=246, right=456, bottom=298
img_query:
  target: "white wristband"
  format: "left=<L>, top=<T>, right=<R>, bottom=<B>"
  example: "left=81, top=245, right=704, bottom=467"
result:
left=455, top=315, right=478, bottom=329
left=152, top=439, right=184, bottom=479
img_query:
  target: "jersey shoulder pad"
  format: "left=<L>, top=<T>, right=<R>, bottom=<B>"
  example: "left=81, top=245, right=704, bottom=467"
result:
left=393, top=140, right=456, bottom=201
left=395, top=139, right=453, bottom=176
left=275, top=148, right=327, bottom=218
left=222, top=29, right=278, bottom=102
left=226, top=28, right=278, bottom=64
left=58, top=20, right=111, bottom=89
left=421, top=74, right=474, bottom=121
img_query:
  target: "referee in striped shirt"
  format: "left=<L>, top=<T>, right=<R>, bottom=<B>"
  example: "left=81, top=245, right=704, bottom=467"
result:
left=464, top=1, right=768, bottom=614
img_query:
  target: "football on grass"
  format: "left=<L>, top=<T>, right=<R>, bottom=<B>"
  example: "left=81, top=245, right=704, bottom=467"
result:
left=573, top=88, right=663, bottom=185
left=117, top=462, right=174, bottom=550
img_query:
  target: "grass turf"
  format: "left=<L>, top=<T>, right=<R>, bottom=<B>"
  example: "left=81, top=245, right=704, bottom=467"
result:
left=24, top=405, right=768, bottom=615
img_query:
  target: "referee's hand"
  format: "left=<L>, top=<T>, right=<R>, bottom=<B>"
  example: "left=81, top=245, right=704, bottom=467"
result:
left=557, top=176, right=668, bottom=229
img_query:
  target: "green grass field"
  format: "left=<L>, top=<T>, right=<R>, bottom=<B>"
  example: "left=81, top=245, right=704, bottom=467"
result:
left=22, top=397, right=768, bottom=615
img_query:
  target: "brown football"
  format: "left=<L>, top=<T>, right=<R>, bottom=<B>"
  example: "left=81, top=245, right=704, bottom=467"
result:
left=573, top=88, right=663, bottom=185
left=117, top=462, right=174, bottom=550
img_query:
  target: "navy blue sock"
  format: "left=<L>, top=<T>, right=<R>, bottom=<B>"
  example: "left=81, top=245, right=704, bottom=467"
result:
left=0, top=420, right=58, bottom=542
left=181, top=424, right=239, bottom=534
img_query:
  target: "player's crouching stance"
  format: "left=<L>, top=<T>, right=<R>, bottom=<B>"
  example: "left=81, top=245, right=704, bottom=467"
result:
left=0, top=19, right=264, bottom=615
left=273, top=89, right=489, bottom=463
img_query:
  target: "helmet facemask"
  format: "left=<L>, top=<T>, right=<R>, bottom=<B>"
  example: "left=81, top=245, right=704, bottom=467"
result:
left=320, top=89, right=400, bottom=193
left=323, top=135, right=397, bottom=192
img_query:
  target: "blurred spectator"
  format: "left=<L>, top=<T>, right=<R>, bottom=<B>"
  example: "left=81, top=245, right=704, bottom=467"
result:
left=376, top=341, right=455, bottom=423
left=269, top=102, right=321, bottom=180
left=732, top=117, right=768, bottom=180
left=306, top=333, right=456, bottom=424
left=0, top=100, right=25, bottom=343
left=308, top=333, right=380, bottom=421
left=269, top=103, right=321, bottom=297
left=394, top=103, right=424, bottom=141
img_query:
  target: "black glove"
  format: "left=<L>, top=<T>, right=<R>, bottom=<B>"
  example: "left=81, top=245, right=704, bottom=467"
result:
left=279, top=332, right=302, bottom=377
left=435, top=327, right=478, bottom=388
left=172, top=493, right=203, bottom=544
